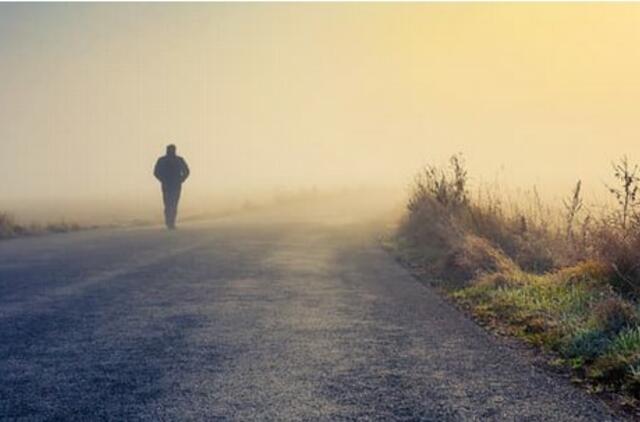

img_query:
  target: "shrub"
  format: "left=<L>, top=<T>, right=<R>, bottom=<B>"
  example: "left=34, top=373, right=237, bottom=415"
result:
left=593, top=297, right=639, bottom=335
left=443, top=234, right=516, bottom=282
left=402, top=154, right=640, bottom=294
left=400, top=154, right=563, bottom=275
left=46, top=221, right=81, bottom=233
left=594, top=223, right=640, bottom=298
left=564, top=328, right=612, bottom=361
left=609, top=327, right=640, bottom=356
left=0, top=213, right=16, bottom=239
left=473, top=271, right=522, bottom=289
left=0, top=212, right=83, bottom=240
left=606, top=156, right=640, bottom=231
left=512, top=233, right=555, bottom=273
left=553, top=260, right=610, bottom=285
left=398, top=154, right=640, bottom=402
left=407, top=154, right=468, bottom=212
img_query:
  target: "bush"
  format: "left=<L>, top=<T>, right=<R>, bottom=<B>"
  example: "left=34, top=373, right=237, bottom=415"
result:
left=399, top=154, right=562, bottom=274
left=609, top=327, right=640, bottom=356
left=407, top=154, right=468, bottom=212
left=397, top=154, right=640, bottom=401
left=0, top=212, right=83, bottom=240
left=593, top=297, right=639, bottom=335
left=443, top=235, right=516, bottom=282
left=554, top=260, right=610, bottom=285
left=0, top=213, right=17, bottom=239
left=564, top=329, right=612, bottom=361
left=594, top=223, right=640, bottom=299
left=401, top=154, right=640, bottom=293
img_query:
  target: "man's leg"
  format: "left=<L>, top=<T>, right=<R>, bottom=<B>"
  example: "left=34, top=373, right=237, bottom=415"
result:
left=162, top=186, right=172, bottom=228
left=168, top=185, right=182, bottom=228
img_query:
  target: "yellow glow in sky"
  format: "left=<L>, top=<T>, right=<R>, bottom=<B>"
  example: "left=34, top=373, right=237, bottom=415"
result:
left=1, top=3, right=640, bottom=205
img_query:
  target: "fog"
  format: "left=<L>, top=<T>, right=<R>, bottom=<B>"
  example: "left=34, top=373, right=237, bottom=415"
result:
left=2, top=4, right=640, bottom=223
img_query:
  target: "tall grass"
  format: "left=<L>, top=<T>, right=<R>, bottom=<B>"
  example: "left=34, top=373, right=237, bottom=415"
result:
left=0, top=213, right=17, bottom=238
left=401, top=154, right=640, bottom=287
left=0, top=212, right=83, bottom=240
left=396, top=154, right=640, bottom=402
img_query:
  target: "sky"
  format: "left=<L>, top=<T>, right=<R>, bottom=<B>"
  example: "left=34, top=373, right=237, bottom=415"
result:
left=2, top=3, right=640, bottom=209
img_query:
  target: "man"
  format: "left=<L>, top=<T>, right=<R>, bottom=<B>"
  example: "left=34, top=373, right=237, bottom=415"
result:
left=154, top=144, right=190, bottom=229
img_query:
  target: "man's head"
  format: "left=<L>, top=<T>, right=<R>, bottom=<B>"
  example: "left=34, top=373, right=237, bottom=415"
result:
left=166, top=144, right=176, bottom=156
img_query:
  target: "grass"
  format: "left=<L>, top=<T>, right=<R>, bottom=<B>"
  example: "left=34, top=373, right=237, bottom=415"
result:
left=0, top=212, right=85, bottom=240
left=453, top=267, right=604, bottom=348
left=395, top=154, right=640, bottom=409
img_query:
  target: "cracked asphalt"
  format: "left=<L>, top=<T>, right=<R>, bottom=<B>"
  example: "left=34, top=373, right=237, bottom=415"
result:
left=0, top=208, right=623, bottom=421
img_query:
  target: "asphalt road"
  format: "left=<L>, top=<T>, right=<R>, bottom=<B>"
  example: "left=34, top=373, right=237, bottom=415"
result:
left=0, top=208, right=623, bottom=421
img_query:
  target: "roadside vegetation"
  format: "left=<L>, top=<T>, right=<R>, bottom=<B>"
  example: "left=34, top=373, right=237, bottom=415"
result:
left=0, top=212, right=84, bottom=240
left=393, top=154, right=640, bottom=408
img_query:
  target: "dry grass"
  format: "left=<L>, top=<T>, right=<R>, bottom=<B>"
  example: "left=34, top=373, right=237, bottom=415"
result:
left=396, top=154, right=640, bottom=402
left=0, top=212, right=84, bottom=240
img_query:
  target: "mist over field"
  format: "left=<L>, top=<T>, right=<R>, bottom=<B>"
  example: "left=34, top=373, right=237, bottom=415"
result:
left=2, top=3, right=640, bottom=223
left=7, top=4, right=640, bottom=418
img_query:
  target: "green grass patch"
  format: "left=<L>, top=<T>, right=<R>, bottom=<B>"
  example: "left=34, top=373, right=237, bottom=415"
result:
left=447, top=268, right=640, bottom=395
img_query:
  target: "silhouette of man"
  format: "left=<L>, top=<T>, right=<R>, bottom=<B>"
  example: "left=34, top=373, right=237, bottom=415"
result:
left=154, top=144, right=190, bottom=229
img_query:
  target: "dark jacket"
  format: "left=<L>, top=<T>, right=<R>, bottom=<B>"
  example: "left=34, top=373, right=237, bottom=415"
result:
left=154, top=155, right=190, bottom=186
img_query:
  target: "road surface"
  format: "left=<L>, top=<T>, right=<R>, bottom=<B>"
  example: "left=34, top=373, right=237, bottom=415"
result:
left=0, top=208, right=622, bottom=420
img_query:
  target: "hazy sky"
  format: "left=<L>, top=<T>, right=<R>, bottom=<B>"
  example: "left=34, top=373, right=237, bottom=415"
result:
left=2, top=3, right=640, bottom=203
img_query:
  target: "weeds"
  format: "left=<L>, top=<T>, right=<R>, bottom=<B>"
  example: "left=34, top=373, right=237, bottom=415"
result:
left=564, top=180, right=583, bottom=243
left=397, top=153, right=640, bottom=401
left=607, top=156, right=640, bottom=232
left=0, top=213, right=17, bottom=238
left=0, top=212, right=84, bottom=240
left=609, top=327, right=640, bottom=356
left=408, top=154, right=468, bottom=213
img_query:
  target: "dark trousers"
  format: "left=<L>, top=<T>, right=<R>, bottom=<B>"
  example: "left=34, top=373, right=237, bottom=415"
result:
left=162, top=183, right=182, bottom=228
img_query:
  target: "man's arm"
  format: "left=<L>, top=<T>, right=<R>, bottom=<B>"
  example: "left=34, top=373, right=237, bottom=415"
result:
left=153, top=159, right=162, bottom=182
left=181, top=158, right=190, bottom=182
